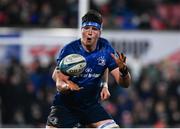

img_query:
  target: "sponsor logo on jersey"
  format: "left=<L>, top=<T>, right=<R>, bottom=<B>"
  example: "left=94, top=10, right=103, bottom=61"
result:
left=79, top=73, right=100, bottom=78
left=85, top=68, right=93, bottom=73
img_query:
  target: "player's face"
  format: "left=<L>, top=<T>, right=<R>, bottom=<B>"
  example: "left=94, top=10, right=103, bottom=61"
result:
left=81, top=26, right=101, bottom=49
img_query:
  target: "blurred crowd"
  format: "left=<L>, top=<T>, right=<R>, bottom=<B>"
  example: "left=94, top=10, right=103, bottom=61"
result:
left=0, top=57, right=56, bottom=127
left=0, top=0, right=179, bottom=30
left=0, top=56, right=179, bottom=127
left=0, top=0, right=78, bottom=28
left=105, top=59, right=180, bottom=127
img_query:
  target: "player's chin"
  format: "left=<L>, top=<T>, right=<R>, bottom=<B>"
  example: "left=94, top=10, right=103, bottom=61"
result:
left=86, top=41, right=95, bottom=46
left=85, top=40, right=92, bottom=44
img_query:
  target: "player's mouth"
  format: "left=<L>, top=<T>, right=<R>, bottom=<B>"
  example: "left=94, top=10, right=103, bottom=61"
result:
left=87, top=37, right=92, bottom=41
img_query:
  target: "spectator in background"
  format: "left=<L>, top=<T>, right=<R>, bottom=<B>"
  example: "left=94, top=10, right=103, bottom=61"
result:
left=0, top=0, right=179, bottom=30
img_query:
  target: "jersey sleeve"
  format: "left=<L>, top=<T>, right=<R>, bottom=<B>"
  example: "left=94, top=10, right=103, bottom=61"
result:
left=105, top=43, right=119, bottom=71
left=56, top=45, right=72, bottom=66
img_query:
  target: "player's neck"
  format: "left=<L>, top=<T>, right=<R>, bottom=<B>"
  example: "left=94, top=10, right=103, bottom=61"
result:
left=84, top=45, right=95, bottom=52
left=81, top=41, right=97, bottom=52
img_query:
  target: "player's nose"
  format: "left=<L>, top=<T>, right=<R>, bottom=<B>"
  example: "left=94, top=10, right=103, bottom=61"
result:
left=87, top=27, right=92, bottom=35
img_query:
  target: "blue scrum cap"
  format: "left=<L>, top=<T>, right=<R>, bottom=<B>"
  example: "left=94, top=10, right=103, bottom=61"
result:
left=82, top=10, right=103, bottom=30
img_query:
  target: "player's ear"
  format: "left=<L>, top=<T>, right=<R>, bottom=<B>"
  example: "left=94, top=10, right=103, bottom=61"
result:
left=81, top=27, right=84, bottom=31
left=99, top=30, right=101, bottom=36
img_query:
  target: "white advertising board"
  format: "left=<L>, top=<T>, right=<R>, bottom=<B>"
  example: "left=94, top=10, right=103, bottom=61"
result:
left=102, top=31, right=180, bottom=64
left=0, top=29, right=179, bottom=66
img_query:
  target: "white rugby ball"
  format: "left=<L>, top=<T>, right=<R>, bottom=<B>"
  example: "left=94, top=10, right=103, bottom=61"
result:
left=59, top=54, right=87, bottom=76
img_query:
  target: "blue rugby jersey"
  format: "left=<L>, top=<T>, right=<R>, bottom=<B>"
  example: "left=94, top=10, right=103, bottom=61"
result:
left=53, top=38, right=118, bottom=108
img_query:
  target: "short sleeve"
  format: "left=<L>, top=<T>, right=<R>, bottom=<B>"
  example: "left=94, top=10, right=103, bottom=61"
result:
left=104, top=41, right=118, bottom=71
left=56, top=45, right=72, bottom=66
left=107, top=49, right=118, bottom=71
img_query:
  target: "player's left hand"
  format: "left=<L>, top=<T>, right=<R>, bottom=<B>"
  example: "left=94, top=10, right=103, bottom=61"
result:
left=111, top=51, right=127, bottom=72
left=100, top=87, right=110, bottom=101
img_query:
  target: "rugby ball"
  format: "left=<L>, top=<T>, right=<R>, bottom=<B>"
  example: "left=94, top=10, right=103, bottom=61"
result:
left=59, top=54, right=87, bottom=76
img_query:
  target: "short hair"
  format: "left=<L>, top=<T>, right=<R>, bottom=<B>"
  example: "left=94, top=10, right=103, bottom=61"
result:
left=82, top=10, right=103, bottom=25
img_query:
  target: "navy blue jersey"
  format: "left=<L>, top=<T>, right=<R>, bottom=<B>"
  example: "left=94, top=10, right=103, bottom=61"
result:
left=53, top=38, right=118, bottom=108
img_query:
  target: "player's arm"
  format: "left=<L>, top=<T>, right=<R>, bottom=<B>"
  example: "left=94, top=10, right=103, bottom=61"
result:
left=52, top=67, right=82, bottom=93
left=110, top=52, right=131, bottom=88
left=52, top=67, right=69, bottom=92
left=100, top=68, right=110, bottom=101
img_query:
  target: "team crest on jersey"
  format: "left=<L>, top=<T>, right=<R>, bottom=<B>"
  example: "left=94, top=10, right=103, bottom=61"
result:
left=97, top=56, right=106, bottom=66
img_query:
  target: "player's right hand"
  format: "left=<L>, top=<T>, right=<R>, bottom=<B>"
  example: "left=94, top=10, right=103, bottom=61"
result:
left=56, top=79, right=70, bottom=93
left=56, top=79, right=83, bottom=94
left=55, top=68, right=83, bottom=93
left=65, top=80, right=84, bottom=91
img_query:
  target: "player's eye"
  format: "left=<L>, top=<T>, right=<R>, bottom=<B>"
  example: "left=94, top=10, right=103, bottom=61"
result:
left=83, top=26, right=90, bottom=30
left=92, top=27, right=98, bottom=31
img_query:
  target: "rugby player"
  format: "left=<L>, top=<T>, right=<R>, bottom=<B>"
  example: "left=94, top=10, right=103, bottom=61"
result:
left=46, top=10, right=131, bottom=128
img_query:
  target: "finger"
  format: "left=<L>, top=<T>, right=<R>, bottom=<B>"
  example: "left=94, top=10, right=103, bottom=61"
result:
left=73, top=84, right=82, bottom=90
left=67, top=81, right=84, bottom=91
left=111, top=53, right=116, bottom=60
left=120, top=53, right=126, bottom=63
left=121, top=53, right=124, bottom=58
left=73, top=86, right=84, bottom=91
left=120, top=53, right=124, bottom=60
left=101, top=93, right=105, bottom=101
left=69, top=85, right=80, bottom=91
left=103, top=94, right=107, bottom=100
left=111, top=53, right=118, bottom=64
left=116, top=51, right=121, bottom=58
left=104, top=94, right=110, bottom=100
left=117, top=51, right=125, bottom=62
left=107, top=93, right=110, bottom=98
left=123, top=56, right=126, bottom=63
left=57, top=84, right=69, bottom=92
left=57, top=87, right=60, bottom=92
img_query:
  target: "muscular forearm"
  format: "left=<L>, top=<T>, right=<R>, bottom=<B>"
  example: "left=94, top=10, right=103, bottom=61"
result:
left=101, top=68, right=108, bottom=88
left=111, top=68, right=131, bottom=88
left=52, top=67, right=82, bottom=92
left=52, top=67, right=69, bottom=82
left=118, top=72, right=131, bottom=88
left=52, top=67, right=58, bottom=81
left=111, top=52, right=132, bottom=88
left=52, top=67, right=69, bottom=91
